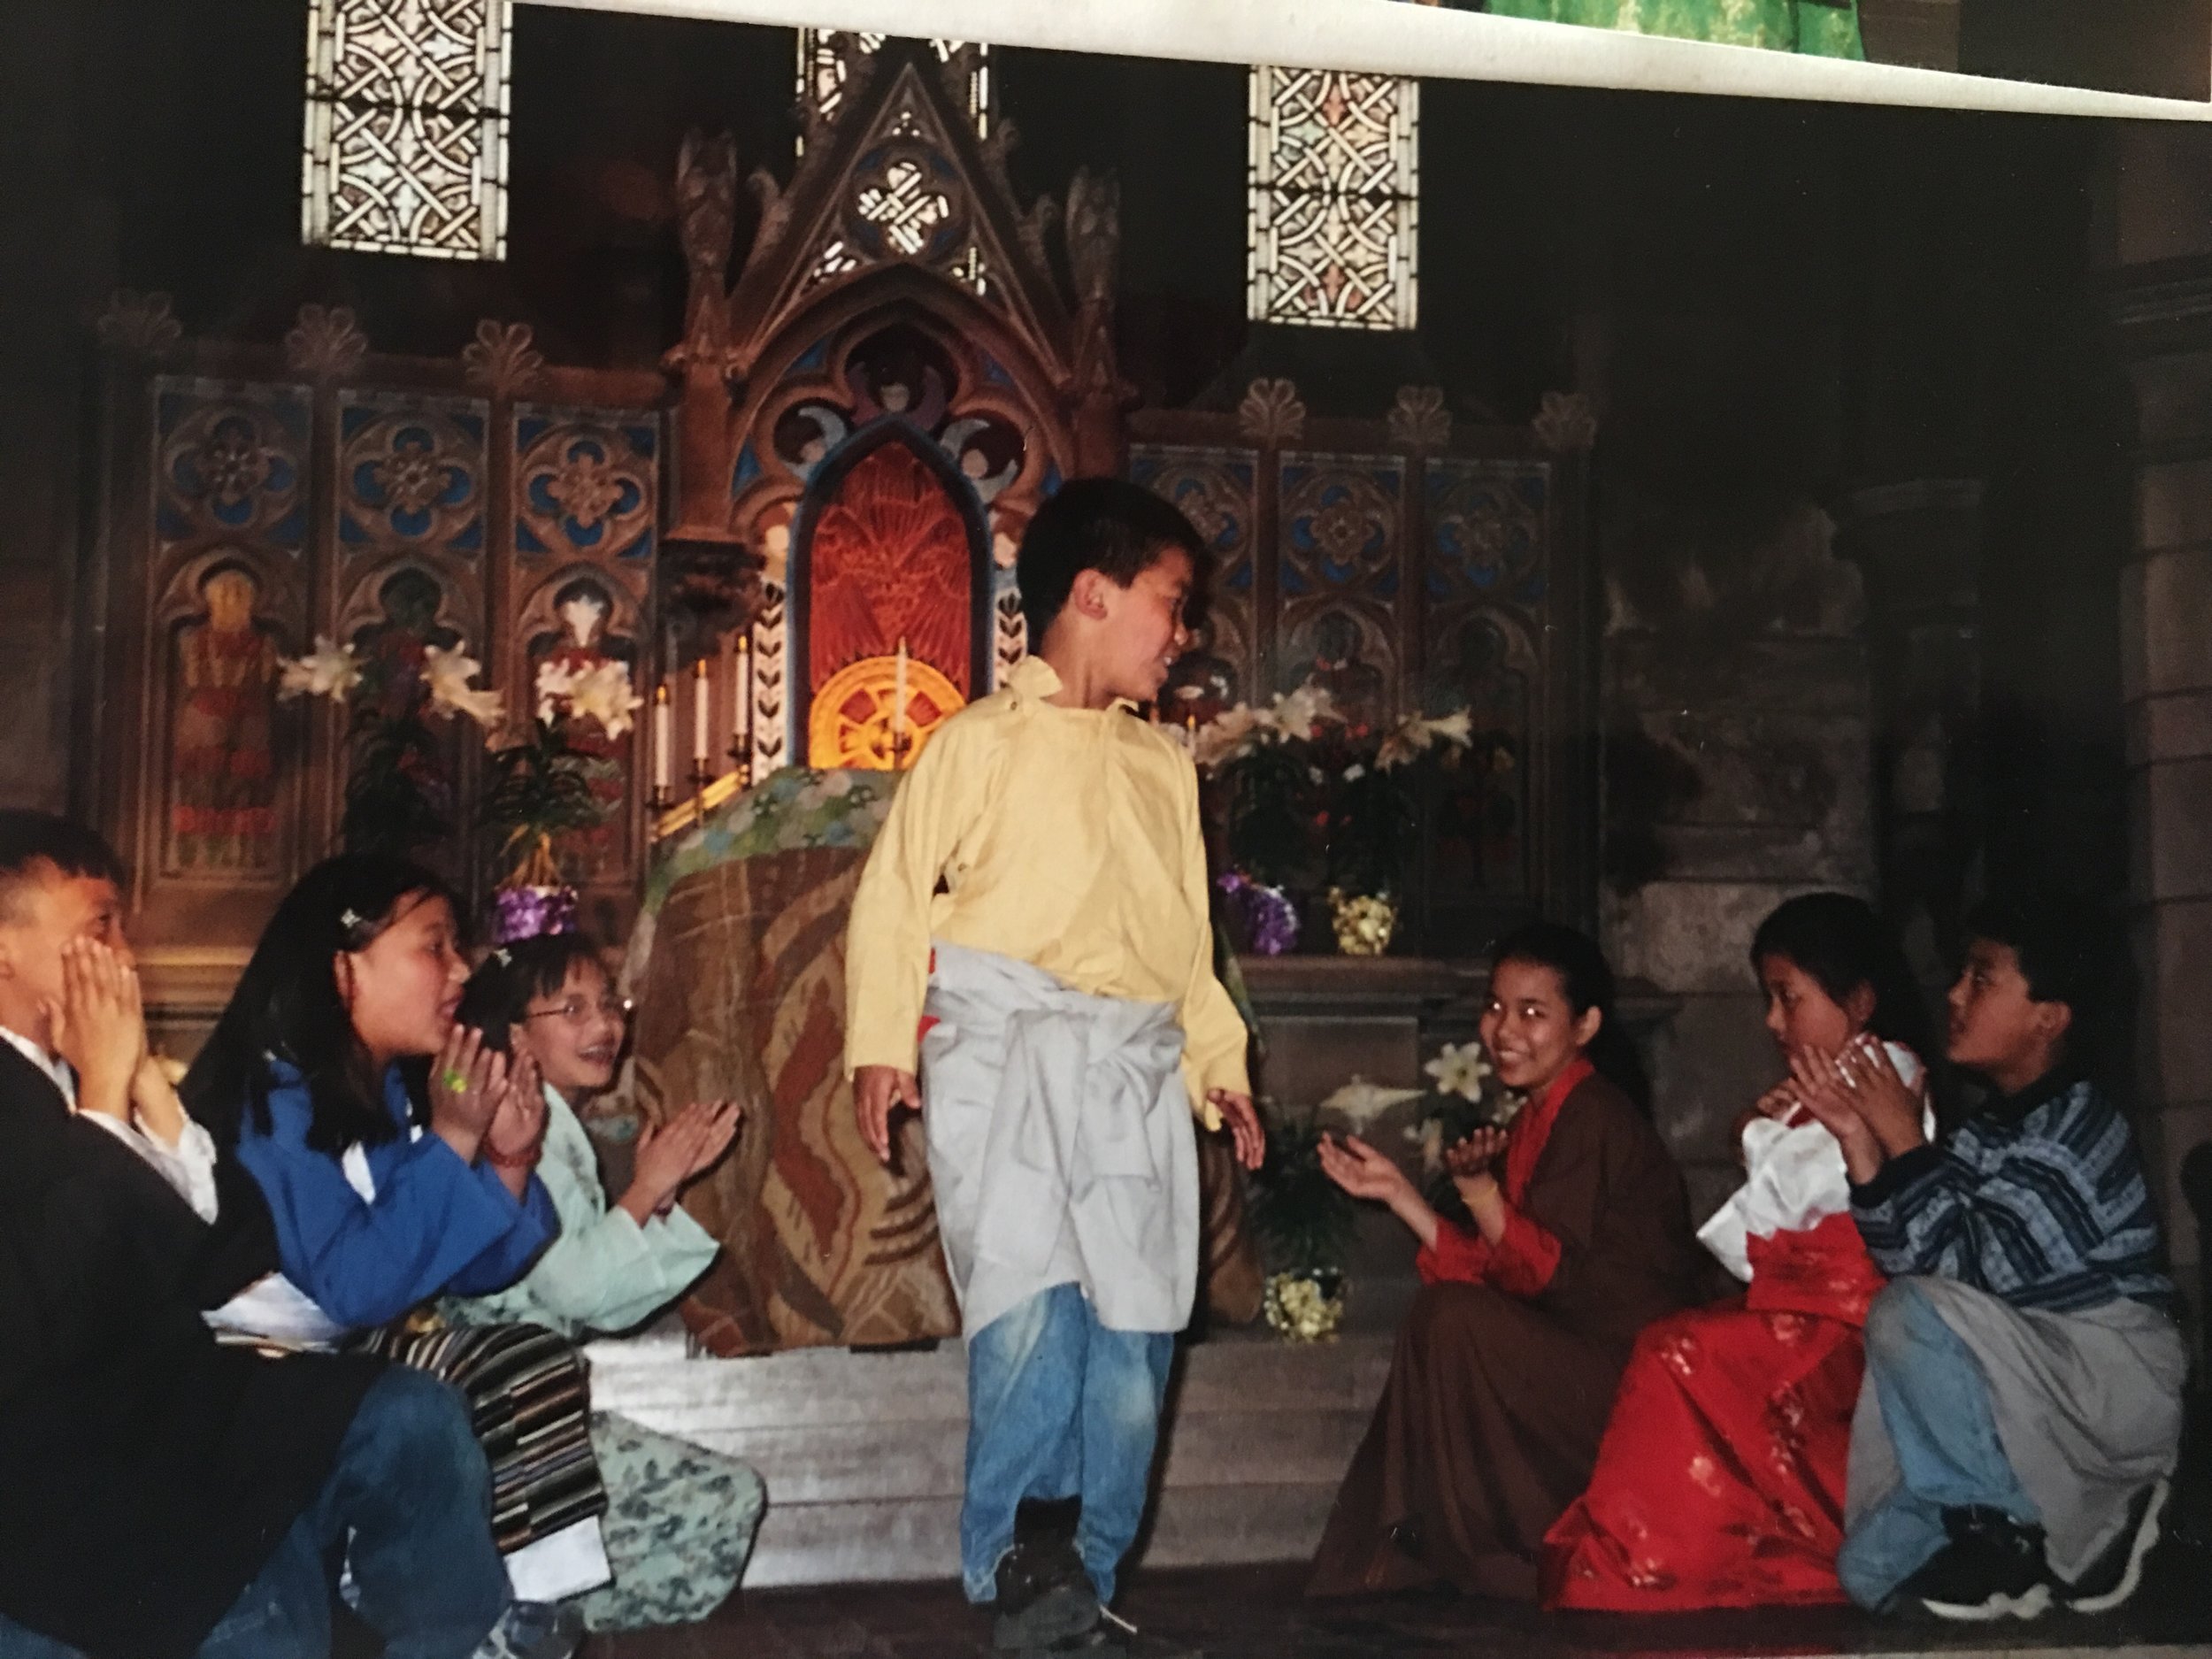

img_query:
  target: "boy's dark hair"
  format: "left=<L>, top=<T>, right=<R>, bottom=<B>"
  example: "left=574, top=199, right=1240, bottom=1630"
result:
left=183, top=854, right=464, bottom=1156
left=1963, top=893, right=2131, bottom=1076
left=1016, top=478, right=1209, bottom=646
left=458, top=932, right=609, bottom=1056
left=0, top=811, right=127, bottom=921
left=1488, top=920, right=1651, bottom=1115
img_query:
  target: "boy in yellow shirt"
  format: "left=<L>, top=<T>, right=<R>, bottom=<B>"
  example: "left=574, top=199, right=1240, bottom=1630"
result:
left=849, top=480, right=1264, bottom=1655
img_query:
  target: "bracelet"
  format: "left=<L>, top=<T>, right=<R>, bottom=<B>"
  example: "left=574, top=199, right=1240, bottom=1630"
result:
left=483, top=1135, right=543, bottom=1171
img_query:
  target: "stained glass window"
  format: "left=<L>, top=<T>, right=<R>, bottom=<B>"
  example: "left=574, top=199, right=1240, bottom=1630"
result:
left=303, top=0, right=512, bottom=260
left=795, top=31, right=990, bottom=153
left=1247, top=68, right=1419, bottom=331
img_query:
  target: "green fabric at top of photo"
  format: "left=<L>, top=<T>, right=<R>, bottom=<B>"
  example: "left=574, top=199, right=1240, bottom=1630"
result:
left=1481, top=0, right=1863, bottom=58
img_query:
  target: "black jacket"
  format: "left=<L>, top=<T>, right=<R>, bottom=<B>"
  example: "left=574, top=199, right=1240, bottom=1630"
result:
left=0, top=1044, right=378, bottom=1659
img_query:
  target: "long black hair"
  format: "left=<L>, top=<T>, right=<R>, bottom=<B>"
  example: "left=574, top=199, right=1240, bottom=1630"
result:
left=1487, top=920, right=1651, bottom=1114
left=457, top=932, right=608, bottom=1057
left=183, top=854, right=462, bottom=1156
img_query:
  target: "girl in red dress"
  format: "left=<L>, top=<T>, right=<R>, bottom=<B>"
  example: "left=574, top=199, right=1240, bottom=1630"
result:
left=1543, top=892, right=1936, bottom=1611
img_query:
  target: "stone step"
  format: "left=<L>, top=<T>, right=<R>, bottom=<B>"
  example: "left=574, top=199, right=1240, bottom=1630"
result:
left=587, top=1325, right=1390, bottom=1588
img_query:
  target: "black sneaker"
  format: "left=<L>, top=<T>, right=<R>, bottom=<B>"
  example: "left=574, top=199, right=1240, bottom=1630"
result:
left=1893, top=1506, right=2053, bottom=1621
left=993, top=1538, right=1098, bottom=1653
left=2063, top=1477, right=2170, bottom=1614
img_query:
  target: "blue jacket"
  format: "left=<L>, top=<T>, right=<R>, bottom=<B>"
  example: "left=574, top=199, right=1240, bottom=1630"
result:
left=235, top=1059, right=557, bottom=1332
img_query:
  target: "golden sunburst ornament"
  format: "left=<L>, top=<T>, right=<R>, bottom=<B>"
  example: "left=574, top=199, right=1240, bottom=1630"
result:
left=809, top=654, right=962, bottom=771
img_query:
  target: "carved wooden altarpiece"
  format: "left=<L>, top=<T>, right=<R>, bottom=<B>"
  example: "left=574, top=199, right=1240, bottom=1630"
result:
left=81, top=297, right=664, bottom=1041
left=664, top=37, right=1125, bottom=780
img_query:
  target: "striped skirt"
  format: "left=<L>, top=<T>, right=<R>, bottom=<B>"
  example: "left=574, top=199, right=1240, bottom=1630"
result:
left=359, top=1321, right=609, bottom=1554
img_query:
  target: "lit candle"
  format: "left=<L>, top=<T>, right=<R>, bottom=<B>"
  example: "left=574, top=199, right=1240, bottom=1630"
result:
left=894, top=638, right=910, bottom=750
left=734, top=636, right=752, bottom=764
left=653, top=681, right=672, bottom=793
left=692, top=657, right=710, bottom=765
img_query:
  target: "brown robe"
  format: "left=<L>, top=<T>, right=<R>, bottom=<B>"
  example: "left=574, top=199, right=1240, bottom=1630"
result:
left=1308, top=1071, right=1701, bottom=1601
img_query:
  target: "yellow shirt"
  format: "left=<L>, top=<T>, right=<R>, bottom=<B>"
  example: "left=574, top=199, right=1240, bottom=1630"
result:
left=844, top=656, right=1250, bottom=1124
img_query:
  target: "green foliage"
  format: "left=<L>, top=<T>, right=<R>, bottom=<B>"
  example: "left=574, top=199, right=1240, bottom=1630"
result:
left=341, top=710, right=451, bottom=857
left=1246, top=1118, right=1357, bottom=1276
left=480, top=716, right=605, bottom=887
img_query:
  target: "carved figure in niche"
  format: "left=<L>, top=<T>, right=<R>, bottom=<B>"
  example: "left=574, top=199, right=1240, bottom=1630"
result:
left=844, top=325, right=956, bottom=430
left=675, top=130, right=739, bottom=357
left=1163, top=621, right=1239, bottom=730
left=1295, top=610, right=1387, bottom=733
left=806, top=440, right=974, bottom=698
left=170, top=565, right=281, bottom=872
left=530, top=580, right=635, bottom=874
left=1431, top=617, right=1528, bottom=896
left=351, top=569, right=460, bottom=724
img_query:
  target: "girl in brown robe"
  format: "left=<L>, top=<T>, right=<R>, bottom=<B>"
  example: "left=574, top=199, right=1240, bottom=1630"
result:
left=1309, top=922, right=1702, bottom=1601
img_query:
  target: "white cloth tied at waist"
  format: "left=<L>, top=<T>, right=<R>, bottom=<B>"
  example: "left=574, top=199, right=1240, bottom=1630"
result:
left=920, top=941, right=1197, bottom=1340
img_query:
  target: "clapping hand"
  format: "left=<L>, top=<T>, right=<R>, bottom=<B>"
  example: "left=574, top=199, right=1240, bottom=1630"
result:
left=1785, top=1035, right=1925, bottom=1182
left=428, top=1025, right=506, bottom=1163
left=484, top=1048, right=548, bottom=1166
left=1317, top=1131, right=1417, bottom=1208
left=620, top=1099, right=741, bottom=1224
left=1442, top=1125, right=1509, bottom=1207
left=44, top=939, right=148, bottom=1123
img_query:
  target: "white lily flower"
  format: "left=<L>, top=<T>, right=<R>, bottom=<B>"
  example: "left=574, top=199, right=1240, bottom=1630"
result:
left=564, top=658, right=642, bottom=740
left=277, top=636, right=362, bottom=703
left=421, top=642, right=505, bottom=728
left=534, top=658, right=583, bottom=724
left=1423, top=1041, right=1491, bottom=1102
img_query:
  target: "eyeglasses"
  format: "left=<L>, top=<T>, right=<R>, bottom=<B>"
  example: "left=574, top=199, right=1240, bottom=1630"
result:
left=523, top=996, right=633, bottom=1025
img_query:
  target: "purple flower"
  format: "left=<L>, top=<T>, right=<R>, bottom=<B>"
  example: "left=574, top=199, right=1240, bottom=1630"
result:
left=490, top=884, right=579, bottom=945
left=1217, top=871, right=1300, bottom=956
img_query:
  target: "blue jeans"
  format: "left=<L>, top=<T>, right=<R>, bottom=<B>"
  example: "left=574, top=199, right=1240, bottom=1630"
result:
left=962, top=1283, right=1175, bottom=1607
left=0, top=1367, right=510, bottom=1659
left=1838, top=1279, right=2041, bottom=1609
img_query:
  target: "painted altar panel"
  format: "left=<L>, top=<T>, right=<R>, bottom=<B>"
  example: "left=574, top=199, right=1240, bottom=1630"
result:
left=146, top=380, right=314, bottom=893
left=1423, top=457, right=1554, bottom=904
left=1276, top=450, right=1407, bottom=732
left=511, top=406, right=659, bottom=886
left=730, top=312, right=1062, bottom=772
left=1130, top=443, right=1260, bottom=729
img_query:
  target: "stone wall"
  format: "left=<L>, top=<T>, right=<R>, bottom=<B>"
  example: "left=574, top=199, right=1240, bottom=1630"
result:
left=1601, top=501, right=1878, bottom=1220
left=2106, top=124, right=2212, bottom=1333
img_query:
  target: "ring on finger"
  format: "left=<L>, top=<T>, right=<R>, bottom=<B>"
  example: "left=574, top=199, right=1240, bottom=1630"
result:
left=441, top=1067, right=470, bottom=1094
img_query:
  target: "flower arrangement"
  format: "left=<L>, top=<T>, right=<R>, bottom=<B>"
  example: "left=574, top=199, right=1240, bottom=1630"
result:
left=279, top=634, right=506, bottom=858
left=479, top=657, right=645, bottom=940
left=1245, top=1111, right=1359, bottom=1345
left=1188, top=681, right=1473, bottom=951
left=1263, top=1269, right=1346, bottom=1343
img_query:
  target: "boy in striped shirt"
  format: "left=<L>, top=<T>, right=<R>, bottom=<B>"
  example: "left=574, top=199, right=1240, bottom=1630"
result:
left=1786, top=895, right=2184, bottom=1621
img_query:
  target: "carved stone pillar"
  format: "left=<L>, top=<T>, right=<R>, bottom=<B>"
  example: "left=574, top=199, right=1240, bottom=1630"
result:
left=1843, top=479, right=1984, bottom=986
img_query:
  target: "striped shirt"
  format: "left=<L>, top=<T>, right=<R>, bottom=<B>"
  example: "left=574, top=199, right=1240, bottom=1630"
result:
left=1850, top=1071, right=2173, bottom=1315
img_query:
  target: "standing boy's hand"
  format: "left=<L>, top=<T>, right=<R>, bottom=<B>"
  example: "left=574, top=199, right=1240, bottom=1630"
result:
left=1208, top=1089, right=1264, bottom=1171
left=854, top=1064, right=921, bottom=1164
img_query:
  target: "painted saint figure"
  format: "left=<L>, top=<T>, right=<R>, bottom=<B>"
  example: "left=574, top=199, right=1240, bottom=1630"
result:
left=171, top=565, right=281, bottom=871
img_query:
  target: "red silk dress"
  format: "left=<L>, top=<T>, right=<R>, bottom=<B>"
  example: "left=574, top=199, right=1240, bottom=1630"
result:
left=1540, top=1209, right=1886, bottom=1609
